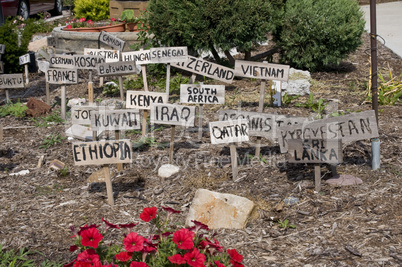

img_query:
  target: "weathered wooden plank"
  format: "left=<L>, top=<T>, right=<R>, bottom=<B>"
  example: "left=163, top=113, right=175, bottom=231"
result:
left=278, top=110, right=379, bottom=153
left=73, top=55, right=105, bottom=69
left=19, top=54, right=31, bottom=65
left=84, top=48, right=120, bottom=62
left=150, top=103, right=196, bottom=127
left=97, top=61, right=137, bottom=76
left=91, top=109, right=141, bottom=131
left=122, top=50, right=152, bottom=65
left=235, top=60, right=290, bottom=81
left=71, top=105, right=115, bottom=125
left=149, top=47, right=188, bottom=64
left=45, top=68, right=78, bottom=84
left=49, top=55, right=75, bottom=68
left=173, top=55, right=235, bottom=84
left=0, top=74, right=24, bottom=88
left=209, top=119, right=249, bottom=145
left=287, top=139, right=343, bottom=164
left=72, top=139, right=132, bottom=165
left=126, top=91, right=168, bottom=110
left=180, top=84, right=225, bottom=104
left=99, top=31, right=125, bottom=51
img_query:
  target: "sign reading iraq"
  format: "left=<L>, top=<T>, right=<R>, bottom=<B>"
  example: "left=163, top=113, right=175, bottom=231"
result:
left=209, top=119, right=249, bottom=145
left=278, top=110, right=379, bottom=153
left=126, top=91, right=168, bottom=110
left=287, top=139, right=343, bottom=164
left=122, top=47, right=188, bottom=64
left=0, top=74, right=24, bottom=88
left=235, top=60, right=290, bottom=82
left=180, top=84, right=225, bottom=104
left=91, top=109, right=141, bottom=131
left=150, top=103, right=196, bottom=127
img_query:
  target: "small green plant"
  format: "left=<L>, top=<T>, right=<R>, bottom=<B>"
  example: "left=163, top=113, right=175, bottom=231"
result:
left=169, top=74, right=190, bottom=95
left=95, top=98, right=103, bottom=104
left=246, top=153, right=267, bottom=164
left=0, top=244, right=37, bottom=266
left=40, top=134, right=66, bottom=151
left=0, top=100, right=28, bottom=118
left=102, top=82, right=121, bottom=96
left=295, top=93, right=328, bottom=119
left=282, top=92, right=300, bottom=106
left=124, top=75, right=144, bottom=90
left=59, top=166, right=70, bottom=177
left=31, top=111, right=64, bottom=127
left=120, top=9, right=138, bottom=23
left=132, top=136, right=158, bottom=150
left=278, top=219, right=296, bottom=229
left=366, top=69, right=401, bottom=106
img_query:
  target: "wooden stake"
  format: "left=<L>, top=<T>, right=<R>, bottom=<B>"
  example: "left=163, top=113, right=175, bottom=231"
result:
left=46, top=82, right=50, bottom=105
left=103, top=166, right=114, bottom=205
left=230, top=144, right=239, bottom=180
left=255, top=78, right=267, bottom=157
left=142, top=110, right=148, bottom=137
left=169, top=125, right=175, bottom=164
left=166, top=63, right=171, bottom=95
left=115, top=130, right=123, bottom=171
left=269, top=80, right=274, bottom=107
left=5, top=89, right=9, bottom=102
left=61, top=85, right=66, bottom=120
left=118, top=76, right=124, bottom=101
left=88, top=70, right=93, bottom=104
left=189, top=74, right=197, bottom=84
left=99, top=77, right=104, bottom=87
left=92, top=130, right=97, bottom=142
left=314, top=164, right=321, bottom=192
left=142, top=65, right=148, bottom=91
left=24, top=64, right=29, bottom=86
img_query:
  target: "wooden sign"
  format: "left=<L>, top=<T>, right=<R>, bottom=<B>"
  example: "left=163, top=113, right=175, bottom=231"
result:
left=209, top=119, right=249, bottom=145
left=180, top=84, right=225, bottom=104
left=65, top=124, right=95, bottom=141
left=91, top=109, right=141, bottom=131
left=97, top=61, right=137, bottom=76
left=173, top=56, right=235, bottom=83
left=235, top=60, right=290, bottom=81
left=126, top=91, right=168, bottom=110
left=38, top=60, right=50, bottom=73
left=219, top=110, right=305, bottom=142
left=287, top=139, right=342, bottom=164
left=150, top=103, right=196, bottom=127
left=0, top=44, right=5, bottom=54
left=149, top=47, right=188, bottom=63
left=19, top=54, right=31, bottom=65
left=122, top=50, right=152, bottom=65
left=71, top=105, right=115, bottom=125
left=84, top=48, right=120, bottom=62
left=73, top=55, right=105, bottom=69
left=99, top=31, right=125, bottom=51
left=46, top=68, right=78, bottom=84
left=72, top=139, right=132, bottom=165
left=0, top=74, right=24, bottom=88
left=278, top=110, right=379, bottom=153
left=49, top=55, right=75, bottom=68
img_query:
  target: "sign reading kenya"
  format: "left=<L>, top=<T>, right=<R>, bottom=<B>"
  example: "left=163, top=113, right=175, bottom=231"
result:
left=235, top=60, right=290, bottom=81
left=0, top=74, right=24, bottom=88
left=126, top=91, right=168, bottom=110
left=287, top=139, right=343, bottom=164
left=84, top=48, right=120, bottom=62
left=219, top=110, right=305, bottom=141
left=91, top=109, right=141, bottom=131
left=19, top=54, right=30, bottom=65
left=99, top=31, right=125, bottom=51
left=46, top=68, right=78, bottom=84
left=173, top=56, right=235, bottom=83
left=122, top=47, right=188, bottom=64
left=209, top=119, right=249, bottom=145
left=71, top=105, right=115, bottom=125
left=150, top=103, right=196, bottom=127
left=72, top=139, right=132, bottom=166
left=278, top=110, right=379, bottom=153
left=97, top=61, right=137, bottom=76
left=180, top=84, right=225, bottom=104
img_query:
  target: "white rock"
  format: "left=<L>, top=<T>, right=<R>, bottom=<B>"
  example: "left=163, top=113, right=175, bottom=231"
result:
left=158, top=164, right=180, bottom=178
left=282, top=68, right=311, bottom=96
left=186, top=189, right=255, bottom=229
left=67, top=98, right=86, bottom=107
left=9, top=170, right=30, bottom=176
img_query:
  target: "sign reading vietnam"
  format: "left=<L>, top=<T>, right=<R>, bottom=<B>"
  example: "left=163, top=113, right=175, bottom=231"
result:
left=235, top=60, right=290, bottom=81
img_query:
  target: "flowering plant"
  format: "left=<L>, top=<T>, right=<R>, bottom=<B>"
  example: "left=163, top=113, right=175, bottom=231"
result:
left=64, top=18, right=121, bottom=29
left=65, top=206, right=244, bottom=267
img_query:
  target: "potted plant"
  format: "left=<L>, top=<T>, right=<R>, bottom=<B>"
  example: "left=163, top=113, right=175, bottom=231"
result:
left=120, top=9, right=139, bottom=32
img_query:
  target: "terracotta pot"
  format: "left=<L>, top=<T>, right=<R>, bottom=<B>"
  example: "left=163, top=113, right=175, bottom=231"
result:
left=62, top=27, right=100, bottom=32
left=98, top=23, right=126, bottom=32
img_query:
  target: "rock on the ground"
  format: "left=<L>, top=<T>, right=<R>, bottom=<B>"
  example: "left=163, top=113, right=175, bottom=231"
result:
left=186, top=189, right=255, bottom=229
left=100, top=99, right=125, bottom=109
left=158, top=164, right=180, bottom=178
left=67, top=98, right=86, bottom=107
left=326, top=174, right=363, bottom=186
left=26, top=97, right=51, bottom=117
left=282, top=68, right=311, bottom=96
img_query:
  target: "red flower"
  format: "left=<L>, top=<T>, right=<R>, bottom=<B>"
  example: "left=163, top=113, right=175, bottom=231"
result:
left=123, top=232, right=145, bottom=252
left=102, top=218, right=119, bottom=229
left=69, top=245, right=79, bottom=252
left=162, top=206, right=181, bottom=215
left=73, top=262, right=91, bottom=267
left=115, top=251, right=133, bottom=262
left=198, top=240, right=208, bottom=249
left=227, top=249, right=243, bottom=263
left=184, top=248, right=206, bottom=267
left=173, top=228, right=195, bottom=250
left=214, top=261, right=226, bottom=267
left=190, top=220, right=209, bottom=232
left=205, top=237, right=224, bottom=253
left=88, top=19, right=93, bottom=26
left=65, top=25, right=72, bottom=29
left=118, top=222, right=139, bottom=229
left=168, top=254, right=186, bottom=265
left=140, top=207, right=157, bottom=222
left=76, top=249, right=100, bottom=264
left=80, top=228, right=103, bottom=248
left=111, top=18, right=116, bottom=22
left=130, top=262, right=149, bottom=267
left=230, top=262, right=244, bottom=267
left=79, top=17, right=85, bottom=22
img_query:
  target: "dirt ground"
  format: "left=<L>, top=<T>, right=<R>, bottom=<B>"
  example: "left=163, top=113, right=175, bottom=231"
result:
left=0, top=17, right=401, bottom=267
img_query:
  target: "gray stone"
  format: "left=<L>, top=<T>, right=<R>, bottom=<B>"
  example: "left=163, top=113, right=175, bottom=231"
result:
left=282, top=68, right=311, bottom=96
left=284, top=196, right=299, bottom=206
left=158, top=164, right=180, bottom=178
left=326, top=174, right=363, bottom=186
left=186, top=189, right=255, bottom=229
left=100, top=99, right=125, bottom=109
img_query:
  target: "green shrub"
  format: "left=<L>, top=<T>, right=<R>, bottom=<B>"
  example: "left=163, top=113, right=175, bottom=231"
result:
left=0, top=101, right=28, bottom=118
left=275, top=0, right=365, bottom=71
left=73, top=0, right=110, bottom=21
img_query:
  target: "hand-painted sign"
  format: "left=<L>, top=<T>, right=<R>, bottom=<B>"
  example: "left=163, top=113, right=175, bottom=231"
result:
left=173, top=56, right=235, bottom=83
left=150, top=103, right=196, bottom=127
left=71, top=105, right=115, bottom=125
left=0, top=74, right=24, bottom=88
left=122, top=47, right=188, bottom=64
left=84, top=48, right=120, bottom=62
left=126, top=91, right=168, bottom=110
left=180, top=84, right=225, bottom=104
left=72, top=139, right=132, bottom=165
left=122, top=50, right=152, bottom=65
left=219, top=109, right=305, bottom=142
left=209, top=119, right=249, bottom=145
left=73, top=55, right=105, bottom=69
left=287, top=139, right=343, bottom=164
left=46, top=68, right=78, bottom=84
left=91, top=109, right=141, bottom=131
left=99, top=31, right=125, bottom=51
left=235, top=60, right=290, bottom=81
left=19, top=54, right=31, bottom=65
left=97, top=61, right=137, bottom=76
left=278, top=110, right=379, bottom=153
left=38, top=60, right=50, bottom=73
left=49, top=55, right=75, bottom=68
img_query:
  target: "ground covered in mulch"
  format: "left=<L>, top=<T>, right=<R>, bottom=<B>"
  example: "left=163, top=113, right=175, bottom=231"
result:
left=0, top=22, right=401, bottom=267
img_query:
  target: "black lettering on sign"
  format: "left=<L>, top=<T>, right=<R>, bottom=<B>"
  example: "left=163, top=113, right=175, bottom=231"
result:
left=180, top=84, right=225, bottom=104
left=84, top=48, right=120, bottom=62
left=49, top=55, right=75, bottom=68
left=99, top=31, right=125, bottom=51
left=126, top=91, right=168, bottom=110
left=288, top=139, right=342, bottom=164
left=0, top=74, right=25, bottom=89
left=71, top=105, right=114, bottom=125
left=234, top=60, right=290, bottom=82
left=73, top=55, right=104, bottom=69
left=150, top=103, right=196, bottom=127
left=91, top=109, right=141, bottom=131
left=209, top=119, right=249, bottom=144
left=46, top=68, right=78, bottom=84
left=97, top=61, right=136, bottom=76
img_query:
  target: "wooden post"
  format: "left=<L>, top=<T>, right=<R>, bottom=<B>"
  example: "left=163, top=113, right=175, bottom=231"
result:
left=99, top=77, right=104, bottom=87
left=5, top=89, right=9, bottom=102
left=142, top=61, right=149, bottom=138
left=142, top=110, right=148, bottom=138
left=269, top=80, right=274, bottom=107
left=142, top=65, right=148, bottom=91
left=230, top=144, right=239, bottom=180
left=24, top=65, right=29, bottom=86
left=189, top=74, right=197, bottom=84
left=166, top=63, right=171, bottom=95
left=61, top=85, right=66, bottom=120
left=118, top=76, right=124, bottom=101
left=46, top=82, right=50, bottom=105
left=103, top=166, right=115, bottom=205
left=169, top=125, right=175, bottom=164
left=255, top=78, right=266, bottom=157
left=88, top=70, right=93, bottom=104
left=92, top=130, right=97, bottom=142
left=115, top=130, right=123, bottom=171
left=314, top=164, right=321, bottom=192
left=198, top=104, right=203, bottom=140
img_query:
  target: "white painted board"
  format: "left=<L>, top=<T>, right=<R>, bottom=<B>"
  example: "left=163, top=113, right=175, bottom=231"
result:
left=235, top=60, right=290, bottom=81
left=209, top=119, right=249, bottom=144
left=45, top=68, right=78, bottom=84
left=150, top=103, right=196, bottom=127
left=126, top=91, right=168, bottom=110
left=0, top=74, right=24, bottom=88
left=84, top=48, right=120, bottom=62
left=91, top=109, right=141, bottom=131
left=180, top=84, right=225, bottom=104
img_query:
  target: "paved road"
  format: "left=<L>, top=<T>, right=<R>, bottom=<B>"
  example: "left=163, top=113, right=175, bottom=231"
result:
left=360, top=1, right=402, bottom=58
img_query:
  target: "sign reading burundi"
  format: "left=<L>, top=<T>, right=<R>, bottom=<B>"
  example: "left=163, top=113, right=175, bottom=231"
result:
left=0, top=74, right=24, bottom=88
left=235, top=60, right=290, bottom=81
left=180, top=84, right=225, bottom=104
left=209, top=119, right=249, bottom=145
